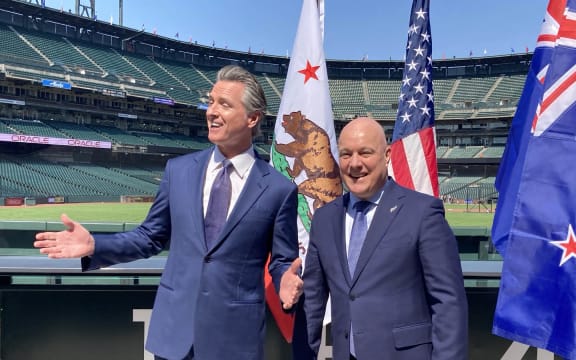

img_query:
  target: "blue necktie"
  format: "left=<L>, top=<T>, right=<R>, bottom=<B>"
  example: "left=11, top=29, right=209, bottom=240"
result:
left=348, top=200, right=371, bottom=277
left=204, top=160, right=232, bottom=248
left=348, top=200, right=371, bottom=357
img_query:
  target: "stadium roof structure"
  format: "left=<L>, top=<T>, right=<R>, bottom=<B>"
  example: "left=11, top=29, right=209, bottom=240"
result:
left=1, top=0, right=532, bottom=76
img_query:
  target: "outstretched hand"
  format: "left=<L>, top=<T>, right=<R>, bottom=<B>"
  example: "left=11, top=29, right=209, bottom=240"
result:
left=34, top=214, right=95, bottom=259
left=279, top=257, right=303, bottom=310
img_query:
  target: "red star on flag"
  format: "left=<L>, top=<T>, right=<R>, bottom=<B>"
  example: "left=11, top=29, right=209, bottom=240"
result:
left=298, top=60, right=320, bottom=83
left=550, top=224, right=576, bottom=266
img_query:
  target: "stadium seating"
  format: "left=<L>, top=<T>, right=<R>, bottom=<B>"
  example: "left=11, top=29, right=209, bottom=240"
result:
left=19, top=27, right=102, bottom=74
left=444, top=146, right=483, bottom=159
left=0, top=11, right=530, bottom=203
left=485, top=74, right=526, bottom=104
left=0, top=22, right=528, bottom=126
left=72, top=43, right=149, bottom=82
left=3, top=119, right=67, bottom=138
left=49, top=121, right=111, bottom=142
left=0, top=154, right=158, bottom=198
left=477, top=146, right=505, bottom=158
left=450, top=77, right=497, bottom=103
left=0, top=24, right=49, bottom=66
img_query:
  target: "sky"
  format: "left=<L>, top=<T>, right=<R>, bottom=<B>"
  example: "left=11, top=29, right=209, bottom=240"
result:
left=42, top=0, right=548, bottom=61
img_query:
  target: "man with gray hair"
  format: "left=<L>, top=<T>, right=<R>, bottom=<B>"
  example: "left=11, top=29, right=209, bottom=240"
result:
left=35, top=65, right=303, bottom=360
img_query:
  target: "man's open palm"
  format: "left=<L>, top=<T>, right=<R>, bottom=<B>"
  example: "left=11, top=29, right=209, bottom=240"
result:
left=34, top=213, right=95, bottom=258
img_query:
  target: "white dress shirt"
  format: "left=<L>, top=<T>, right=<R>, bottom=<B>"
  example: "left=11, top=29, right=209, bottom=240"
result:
left=203, top=147, right=256, bottom=218
left=345, top=188, right=385, bottom=256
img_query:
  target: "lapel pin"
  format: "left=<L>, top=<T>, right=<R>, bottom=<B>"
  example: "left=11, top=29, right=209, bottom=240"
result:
left=390, top=205, right=398, bottom=213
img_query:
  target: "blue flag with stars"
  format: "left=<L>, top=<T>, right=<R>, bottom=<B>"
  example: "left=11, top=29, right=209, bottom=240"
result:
left=492, top=0, right=566, bottom=257
left=492, top=1, right=576, bottom=358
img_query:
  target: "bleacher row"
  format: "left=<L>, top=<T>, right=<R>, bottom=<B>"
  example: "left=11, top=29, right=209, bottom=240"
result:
left=0, top=153, right=162, bottom=198
left=436, top=145, right=504, bottom=159
left=0, top=118, right=499, bottom=200
left=0, top=121, right=497, bottom=200
left=0, top=118, right=505, bottom=158
left=439, top=176, right=497, bottom=203
left=0, top=118, right=211, bottom=149
left=0, top=119, right=499, bottom=200
left=0, top=149, right=496, bottom=200
left=0, top=24, right=524, bottom=119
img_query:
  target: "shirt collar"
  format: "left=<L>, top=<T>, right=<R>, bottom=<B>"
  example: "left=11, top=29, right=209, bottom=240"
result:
left=211, top=146, right=256, bottom=179
left=349, top=186, right=385, bottom=211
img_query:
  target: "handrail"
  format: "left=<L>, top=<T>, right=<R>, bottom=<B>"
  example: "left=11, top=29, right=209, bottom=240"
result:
left=0, top=256, right=502, bottom=278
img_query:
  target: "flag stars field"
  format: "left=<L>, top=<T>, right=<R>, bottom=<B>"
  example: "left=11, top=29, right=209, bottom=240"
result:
left=550, top=224, right=576, bottom=266
left=389, top=0, right=438, bottom=197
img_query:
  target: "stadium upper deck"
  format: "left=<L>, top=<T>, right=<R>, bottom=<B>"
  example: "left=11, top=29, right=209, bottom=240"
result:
left=0, top=0, right=528, bottom=149
left=0, top=0, right=523, bottom=201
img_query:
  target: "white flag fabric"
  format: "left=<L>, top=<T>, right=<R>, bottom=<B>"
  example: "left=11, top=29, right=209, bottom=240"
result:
left=270, top=0, right=342, bottom=326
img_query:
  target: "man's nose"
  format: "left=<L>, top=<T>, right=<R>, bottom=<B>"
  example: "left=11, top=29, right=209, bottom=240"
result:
left=206, top=104, right=214, bottom=116
left=349, top=153, right=362, bottom=167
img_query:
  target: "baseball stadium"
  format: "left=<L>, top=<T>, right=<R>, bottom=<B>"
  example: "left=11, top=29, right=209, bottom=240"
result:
left=0, top=1, right=551, bottom=359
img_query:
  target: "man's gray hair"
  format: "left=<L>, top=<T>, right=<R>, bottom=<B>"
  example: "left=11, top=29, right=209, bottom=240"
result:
left=216, top=65, right=267, bottom=137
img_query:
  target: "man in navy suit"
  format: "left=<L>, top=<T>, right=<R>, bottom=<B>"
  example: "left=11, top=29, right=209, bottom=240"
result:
left=294, top=117, right=468, bottom=360
left=34, top=65, right=303, bottom=360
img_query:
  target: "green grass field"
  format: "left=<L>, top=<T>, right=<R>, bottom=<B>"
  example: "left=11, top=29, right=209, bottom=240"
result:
left=0, top=202, right=494, bottom=228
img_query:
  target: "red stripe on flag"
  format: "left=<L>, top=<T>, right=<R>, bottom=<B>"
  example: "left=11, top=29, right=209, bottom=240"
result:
left=418, top=127, right=439, bottom=197
left=534, top=67, right=576, bottom=131
left=390, top=140, right=416, bottom=190
left=538, top=34, right=557, bottom=43
left=264, top=256, right=294, bottom=343
left=541, top=68, right=576, bottom=112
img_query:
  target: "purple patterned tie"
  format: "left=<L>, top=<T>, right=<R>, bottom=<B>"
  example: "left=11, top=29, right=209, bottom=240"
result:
left=204, top=160, right=232, bottom=248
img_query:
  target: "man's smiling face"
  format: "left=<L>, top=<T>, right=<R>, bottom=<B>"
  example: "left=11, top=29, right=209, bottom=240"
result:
left=338, top=118, right=391, bottom=200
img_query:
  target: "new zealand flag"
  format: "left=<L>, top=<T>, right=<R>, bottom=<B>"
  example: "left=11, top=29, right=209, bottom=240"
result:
left=492, top=1, right=576, bottom=358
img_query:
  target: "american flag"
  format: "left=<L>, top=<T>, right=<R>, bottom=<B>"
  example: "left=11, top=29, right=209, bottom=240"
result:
left=389, top=0, right=438, bottom=197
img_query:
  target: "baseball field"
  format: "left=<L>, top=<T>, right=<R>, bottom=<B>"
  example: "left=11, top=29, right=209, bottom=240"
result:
left=0, top=202, right=494, bottom=228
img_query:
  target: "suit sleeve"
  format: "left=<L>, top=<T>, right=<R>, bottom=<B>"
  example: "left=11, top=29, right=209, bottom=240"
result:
left=294, top=217, right=330, bottom=358
left=418, top=197, right=468, bottom=360
left=268, top=183, right=299, bottom=292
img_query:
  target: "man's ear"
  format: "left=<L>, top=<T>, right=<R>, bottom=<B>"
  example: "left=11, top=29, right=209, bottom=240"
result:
left=385, top=145, right=392, bottom=164
left=247, top=111, right=260, bottom=129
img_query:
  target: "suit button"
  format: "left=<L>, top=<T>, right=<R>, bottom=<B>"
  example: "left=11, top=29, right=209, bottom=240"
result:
left=344, top=332, right=349, bottom=339
left=204, top=256, right=212, bottom=263
left=349, top=294, right=356, bottom=301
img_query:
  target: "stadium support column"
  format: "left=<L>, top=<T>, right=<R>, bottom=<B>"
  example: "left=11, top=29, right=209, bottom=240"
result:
left=119, top=0, right=123, bottom=26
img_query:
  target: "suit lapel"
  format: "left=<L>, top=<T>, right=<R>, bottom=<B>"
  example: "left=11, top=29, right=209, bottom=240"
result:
left=189, top=149, right=212, bottom=252
left=331, top=194, right=353, bottom=286
left=206, top=158, right=269, bottom=253
left=351, top=180, right=405, bottom=285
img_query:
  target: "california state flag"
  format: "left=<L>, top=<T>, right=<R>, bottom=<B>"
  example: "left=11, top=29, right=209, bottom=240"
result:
left=267, top=0, right=342, bottom=342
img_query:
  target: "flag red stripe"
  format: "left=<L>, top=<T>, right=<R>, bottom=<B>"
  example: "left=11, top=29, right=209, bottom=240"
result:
left=390, top=140, right=416, bottom=190
left=541, top=67, right=576, bottom=112
left=418, top=127, right=439, bottom=197
left=538, top=34, right=557, bottom=43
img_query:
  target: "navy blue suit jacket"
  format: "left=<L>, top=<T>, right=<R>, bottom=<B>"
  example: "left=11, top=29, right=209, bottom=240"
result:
left=295, top=179, right=468, bottom=360
left=83, top=147, right=299, bottom=360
